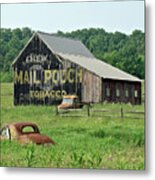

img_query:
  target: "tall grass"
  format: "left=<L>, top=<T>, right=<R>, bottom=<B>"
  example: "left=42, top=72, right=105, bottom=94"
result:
left=1, top=83, right=145, bottom=169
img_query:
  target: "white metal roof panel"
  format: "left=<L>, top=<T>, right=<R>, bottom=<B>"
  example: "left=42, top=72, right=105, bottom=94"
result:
left=37, top=32, right=94, bottom=58
left=57, top=53, right=141, bottom=82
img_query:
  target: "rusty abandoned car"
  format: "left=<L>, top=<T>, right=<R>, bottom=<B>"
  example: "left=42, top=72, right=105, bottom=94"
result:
left=0, top=122, right=55, bottom=145
left=58, top=95, right=84, bottom=109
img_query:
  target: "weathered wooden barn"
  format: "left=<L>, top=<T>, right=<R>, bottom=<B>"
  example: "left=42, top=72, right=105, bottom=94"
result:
left=12, top=31, right=141, bottom=105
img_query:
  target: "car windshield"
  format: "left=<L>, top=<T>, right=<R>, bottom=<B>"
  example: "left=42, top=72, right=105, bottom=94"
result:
left=0, top=127, right=10, bottom=139
left=62, top=98, right=73, bottom=104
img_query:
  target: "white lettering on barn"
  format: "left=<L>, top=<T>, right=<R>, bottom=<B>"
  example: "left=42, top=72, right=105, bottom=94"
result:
left=26, top=54, right=48, bottom=64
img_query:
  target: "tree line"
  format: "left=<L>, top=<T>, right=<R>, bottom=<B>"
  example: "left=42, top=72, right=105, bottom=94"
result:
left=0, top=27, right=144, bottom=82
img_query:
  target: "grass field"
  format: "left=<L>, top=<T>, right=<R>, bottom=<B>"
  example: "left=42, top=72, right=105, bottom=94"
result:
left=0, top=83, right=145, bottom=170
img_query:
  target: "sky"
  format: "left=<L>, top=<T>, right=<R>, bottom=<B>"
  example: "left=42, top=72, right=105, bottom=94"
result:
left=1, top=0, right=144, bottom=35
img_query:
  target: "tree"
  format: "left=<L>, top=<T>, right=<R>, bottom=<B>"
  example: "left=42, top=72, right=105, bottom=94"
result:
left=12, top=28, right=23, bottom=40
left=0, top=27, right=144, bottom=82
left=22, top=27, right=32, bottom=39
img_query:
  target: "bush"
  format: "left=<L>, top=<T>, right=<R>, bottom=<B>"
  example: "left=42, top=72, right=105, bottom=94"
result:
left=0, top=71, right=13, bottom=82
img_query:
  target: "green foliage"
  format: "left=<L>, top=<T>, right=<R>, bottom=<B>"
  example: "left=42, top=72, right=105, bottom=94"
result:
left=0, top=28, right=33, bottom=82
left=1, top=83, right=144, bottom=169
left=0, top=27, right=144, bottom=82
left=25, top=145, right=37, bottom=167
left=0, top=71, right=13, bottom=82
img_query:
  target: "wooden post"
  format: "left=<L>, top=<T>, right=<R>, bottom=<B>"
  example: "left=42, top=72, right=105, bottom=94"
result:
left=121, top=107, right=123, bottom=119
left=55, top=105, right=58, bottom=116
left=87, top=104, right=90, bottom=117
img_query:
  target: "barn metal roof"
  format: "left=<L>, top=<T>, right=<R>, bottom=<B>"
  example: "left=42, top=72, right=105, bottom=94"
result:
left=12, top=31, right=141, bottom=82
left=37, top=32, right=141, bottom=82
left=37, top=31, right=94, bottom=58
left=57, top=53, right=141, bottom=82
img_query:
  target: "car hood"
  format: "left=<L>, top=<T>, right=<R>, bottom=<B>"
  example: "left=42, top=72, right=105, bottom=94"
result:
left=58, top=103, right=72, bottom=109
left=18, top=133, right=55, bottom=145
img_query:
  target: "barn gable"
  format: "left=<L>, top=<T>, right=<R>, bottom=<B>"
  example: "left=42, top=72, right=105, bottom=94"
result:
left=12, top=33, right=61, bottom=68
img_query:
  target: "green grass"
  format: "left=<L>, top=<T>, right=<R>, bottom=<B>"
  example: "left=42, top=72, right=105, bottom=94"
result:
left=0, top=83, right=145, bottom=170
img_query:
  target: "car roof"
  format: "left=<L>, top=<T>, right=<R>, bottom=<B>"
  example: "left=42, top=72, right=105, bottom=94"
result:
left=8, top=122, right=39, bottom=132
left=11, top=122, right=37, bottom=127
left=63, top=95, right=78, bottom=99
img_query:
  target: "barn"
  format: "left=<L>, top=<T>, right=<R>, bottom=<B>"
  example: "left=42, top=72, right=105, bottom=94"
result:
left=12, top=31, right=141, bottom=105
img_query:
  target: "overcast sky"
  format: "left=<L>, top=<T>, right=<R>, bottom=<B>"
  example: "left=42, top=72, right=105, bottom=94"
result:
left=1, top=0, right=144, bottom=34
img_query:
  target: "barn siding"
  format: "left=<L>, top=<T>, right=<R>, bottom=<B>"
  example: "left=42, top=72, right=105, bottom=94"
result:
left=82, top=69, right=102, bottom=103
left=102, top=79, right=141, bottom=105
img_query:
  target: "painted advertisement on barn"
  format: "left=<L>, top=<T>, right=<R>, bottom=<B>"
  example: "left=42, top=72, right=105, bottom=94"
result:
left=14, top=52, right=83, bottom=105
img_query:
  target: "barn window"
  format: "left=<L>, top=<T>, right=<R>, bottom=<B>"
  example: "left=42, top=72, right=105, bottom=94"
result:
left=106, top=87, right=110, bottom=97
left=116, top=89, right=120, bottom=97
left=134, top=90, right=138, bottom=97
left=125, top=90, right=129, bottom=97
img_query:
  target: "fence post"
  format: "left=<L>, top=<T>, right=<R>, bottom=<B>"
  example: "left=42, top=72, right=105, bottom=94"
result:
left=55, top=105, right=58, bottom=116
left=121, top=107, right=123, bottom=119
left=87, top=104, right=90, bottom=117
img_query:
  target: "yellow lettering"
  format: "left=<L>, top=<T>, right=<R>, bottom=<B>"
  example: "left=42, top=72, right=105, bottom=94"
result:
left=51, top=90, right=55, bottom=98
left=62, top=90, right=67, bottom=96
left=68, top=68, right=75, bottom=83
left=44, top=91, right=51, bottom=98
left=29, top=71, right=33, bottom=84
left=76, top=68, right=83, bottom=83
left=34, top=91, right=39, bottom=98
left=40, top=91, right=45, bottom=99
left=52, top=70, right=59, bottom=84
left=15, top=70, right=23, bottom=84
left=44, top=70, right=52, bottom=83
left=23, top=71, right=29, bottom=84
left=33, top=70, right=40, bottom=84
left=29, top=90, right=68, bottom=100
left=30, top=91, right=33, bottom=98
left=55, top=90, right=61, bottom=99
